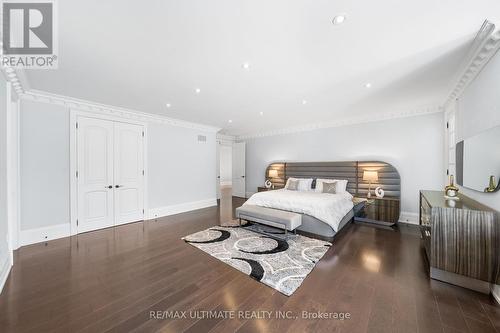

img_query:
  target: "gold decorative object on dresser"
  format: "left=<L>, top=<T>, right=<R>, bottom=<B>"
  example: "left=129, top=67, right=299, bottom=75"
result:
left=444, top=175, right=459, bottom=198
left=485, top=175, right=498, bottom=193
left=420, top=190, right=499, bottom=293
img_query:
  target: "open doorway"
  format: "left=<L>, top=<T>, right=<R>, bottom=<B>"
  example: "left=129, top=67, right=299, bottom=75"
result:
left=216, top=134, right=234, bottom=200
left=216, top=134, right=245, bottom=200
left=216, top=134, right=246, bottom=226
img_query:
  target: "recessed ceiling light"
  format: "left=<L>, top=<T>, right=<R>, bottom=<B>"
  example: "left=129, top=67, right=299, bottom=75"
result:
left=228, top=120, right=233, bottom=123
left=302, top=100, right=308, bottom=105
left=195, top=88, right=201, bottom=94
left=166, top=103, right=171, bottom=108
left=242, top=62, right=250, bottom=70
left=259, top=111, right=264, bottom=116
left=365, top=83, right=372, bottom=88
left=332, top=14, right=347, bottom=25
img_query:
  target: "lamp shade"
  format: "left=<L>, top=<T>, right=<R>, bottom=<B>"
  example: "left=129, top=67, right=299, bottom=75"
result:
left=268, top=169, right=279, bottom=178
left=363, top=170, right=378, bottom=182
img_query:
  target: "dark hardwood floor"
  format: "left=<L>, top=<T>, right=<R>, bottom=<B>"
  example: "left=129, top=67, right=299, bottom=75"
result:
left=0, top=187, right=499, bottom=333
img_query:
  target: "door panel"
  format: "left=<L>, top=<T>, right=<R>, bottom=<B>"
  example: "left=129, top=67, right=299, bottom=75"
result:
left=232, top=142, right=246, bottom=198
left=114, top=122, right=144, bottom=225
left=77, top=117, right=115, bottom=233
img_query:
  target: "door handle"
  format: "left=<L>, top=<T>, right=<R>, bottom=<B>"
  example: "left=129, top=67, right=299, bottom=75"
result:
left=115, top=185, right=122, bottom=188
left=106, top=185, right=113, bottom=189
left=241, top=176, right=245, bottom=178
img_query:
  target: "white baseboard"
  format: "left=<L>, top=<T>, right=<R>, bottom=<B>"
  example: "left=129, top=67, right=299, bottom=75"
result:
left=0, top=253, right=13, bottom=295
left=20, top=223, right=71, bottom=247
left=148, top=198, right=217, bottom=219
left=399, top=211, right=419, bottom=225
left=492, top=284, right=500, bottom=305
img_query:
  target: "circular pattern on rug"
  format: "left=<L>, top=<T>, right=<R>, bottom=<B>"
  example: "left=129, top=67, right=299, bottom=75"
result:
left=302, top=245, right=330, bottom=262
left=230, top=258, right=264, bottom=281
left=183, top=228, right=231, bottom=244
left=234, top=237, right=278, bottom=253
left=237, top=236, right=289, bottom=255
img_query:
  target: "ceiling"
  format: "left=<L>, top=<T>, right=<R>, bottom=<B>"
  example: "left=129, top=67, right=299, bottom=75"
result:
left=23, top=0, right=500, bottom=136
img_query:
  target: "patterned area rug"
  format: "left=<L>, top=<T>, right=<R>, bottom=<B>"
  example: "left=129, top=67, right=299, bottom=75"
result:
left=182, top=226, right=332, bottom=296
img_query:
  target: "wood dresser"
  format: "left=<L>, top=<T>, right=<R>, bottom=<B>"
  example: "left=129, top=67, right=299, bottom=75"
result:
left=420, top=190, right=499, bottom=293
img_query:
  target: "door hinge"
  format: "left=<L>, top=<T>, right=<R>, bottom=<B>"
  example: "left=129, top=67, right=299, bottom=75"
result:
left=142, top=131, right=145, bottom=137
left=446, top=122, right=449, bottom=129
left=142, top=170, right=145, bottom=176
left=76, top=171, right=79, bottom=178
left=142, top=209, right=145, bottom=214
left=446, top=169, right=449, bottom=176
left=76, top=122, right=79, bottom=129
left=76, top=219, right=79, bottom=226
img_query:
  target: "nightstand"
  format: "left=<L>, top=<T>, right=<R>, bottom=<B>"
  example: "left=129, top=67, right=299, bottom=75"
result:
left=354, top=197, right=400, bottom=227
left=257, top=186, right=283, bottom=192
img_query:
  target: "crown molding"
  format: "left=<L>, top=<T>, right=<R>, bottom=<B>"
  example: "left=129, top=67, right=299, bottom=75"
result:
left=237, top=104, right=442, bottom=140
left=0, top=34, right=26, bottom=97
left=0, top=67, right=25, bottom=97
left=21, top=89, right=221, bottom=133
left=444, top=21, right=500, bottom=107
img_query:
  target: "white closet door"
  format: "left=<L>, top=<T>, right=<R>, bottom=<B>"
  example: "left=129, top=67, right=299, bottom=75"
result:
left=77, top=117, right=115, bottom=233
left=113, top=122, right=145, bottom=225
left=232, top=142, right=246, bottom=198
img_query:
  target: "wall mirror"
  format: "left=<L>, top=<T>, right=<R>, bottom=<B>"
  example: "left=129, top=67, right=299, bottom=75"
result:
left=456, top=125, right=500, bottom=193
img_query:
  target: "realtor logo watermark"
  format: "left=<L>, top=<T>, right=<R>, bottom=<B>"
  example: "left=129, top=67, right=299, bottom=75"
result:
left=1, top=0, right=58, bottom=68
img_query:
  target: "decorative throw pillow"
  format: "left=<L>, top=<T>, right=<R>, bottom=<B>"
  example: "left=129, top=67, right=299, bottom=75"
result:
left=287, top=179, right=299, bottom=191
left=285, top=177, right=313, bottom=191
left=316, top=179, right=336, bottom=192
left=322, top=182, right=337, bottom=194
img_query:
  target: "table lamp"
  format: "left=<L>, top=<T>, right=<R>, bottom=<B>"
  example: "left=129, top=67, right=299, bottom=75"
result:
left=268, top=169, right=279, bottom=189
left=363, top=170, right=379, bottom=198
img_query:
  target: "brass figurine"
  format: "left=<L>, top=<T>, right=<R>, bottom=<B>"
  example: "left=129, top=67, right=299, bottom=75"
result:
left=484, top=175, right=498, bottom=193
left=445, top=175, right=459, bottom=198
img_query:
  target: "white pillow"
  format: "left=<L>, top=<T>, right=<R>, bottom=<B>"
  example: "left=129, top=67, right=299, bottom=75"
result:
left=285, top=178, right=313, bottom=191
left=315, top=179, right=348, bottom=193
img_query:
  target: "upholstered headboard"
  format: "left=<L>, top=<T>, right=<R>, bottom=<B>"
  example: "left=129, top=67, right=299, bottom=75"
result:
left=265, top=161, right=401, bottom=198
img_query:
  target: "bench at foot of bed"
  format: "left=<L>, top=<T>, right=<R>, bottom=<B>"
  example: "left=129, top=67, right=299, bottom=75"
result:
left=235, top=205, right=301, bottom=239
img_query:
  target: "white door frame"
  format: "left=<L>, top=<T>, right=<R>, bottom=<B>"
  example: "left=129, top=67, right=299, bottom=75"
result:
left=69, top=109, right=148, bottom=236
left=6, top=97, right=20, bottom=252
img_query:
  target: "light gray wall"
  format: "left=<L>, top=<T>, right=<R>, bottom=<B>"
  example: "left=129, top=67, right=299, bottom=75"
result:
left=147, top=122, right=216, bottom=208
left=456, top=49, right=500, bottom=211
left=244, top=112, right=444, bottom=216
left=0, top=75, right=9, bottom=272
left=19, top=100, right=217, bottom=230
left=20, top=100, right=70, bottom=230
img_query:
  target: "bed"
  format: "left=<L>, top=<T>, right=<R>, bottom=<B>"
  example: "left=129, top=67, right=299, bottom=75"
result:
left=243, top=161, right=401, bottom=240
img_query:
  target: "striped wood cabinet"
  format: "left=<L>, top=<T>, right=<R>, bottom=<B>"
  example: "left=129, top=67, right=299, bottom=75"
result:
left=420, top=190, right=499, bottom=293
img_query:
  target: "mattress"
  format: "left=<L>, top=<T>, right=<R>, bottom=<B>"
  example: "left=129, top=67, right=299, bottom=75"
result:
left=244, top=189, right=354, bottom=232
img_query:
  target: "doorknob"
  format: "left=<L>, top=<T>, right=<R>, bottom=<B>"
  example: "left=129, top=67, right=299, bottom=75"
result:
left=106, top=185, right=113, bottom=189
left=241, top=176, right=245, bottom=178
left=115, top=185, right=122, bottom=188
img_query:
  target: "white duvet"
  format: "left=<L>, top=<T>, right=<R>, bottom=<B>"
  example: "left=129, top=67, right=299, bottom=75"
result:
left=244, top=189, right=354, bottom=232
